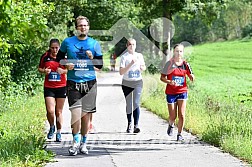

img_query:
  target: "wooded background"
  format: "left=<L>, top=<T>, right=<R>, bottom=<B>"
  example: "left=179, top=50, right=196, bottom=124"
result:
left=0, top=0, right=251, bottom=98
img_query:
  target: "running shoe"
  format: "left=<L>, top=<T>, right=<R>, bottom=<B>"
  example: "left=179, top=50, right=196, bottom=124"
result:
left=126, top=122, right=132, bottom=133
left=56, top=132, right=62, bottom=142
left=79, top=142, right=88, bottom=154
left=47, top=125, right=55, bottom=139
left=167, top=124, right=174, bottom=136
left=177, top=134, right=184, bottom=141
left=68, top=142, right=80, bottom=156
left=133, top=125, right=140, bottom=133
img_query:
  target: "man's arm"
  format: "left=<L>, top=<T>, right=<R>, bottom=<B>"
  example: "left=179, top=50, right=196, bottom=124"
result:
left=56, top=50, right=66, bottom=62
left=92, top=55, right=103, bottom=70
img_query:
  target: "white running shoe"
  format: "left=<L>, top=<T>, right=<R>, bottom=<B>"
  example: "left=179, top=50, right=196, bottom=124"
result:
left=68, top=142, right=80, bottom=156
left=79, top=142, right=88, bottom=154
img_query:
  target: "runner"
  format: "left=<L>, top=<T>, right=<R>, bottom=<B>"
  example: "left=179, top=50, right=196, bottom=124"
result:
left=160, top=43, right=195, bottom=141
left=119, top=38, right=146, bottom=133
left=38, top=38, right=67, bottom=142
left=56, top=16, right=103, bottom=155
left=110, top=52, right=116, bottom=71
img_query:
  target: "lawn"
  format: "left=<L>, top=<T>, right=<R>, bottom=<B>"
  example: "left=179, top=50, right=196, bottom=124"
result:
left=142, top=39, right=252, bottom=164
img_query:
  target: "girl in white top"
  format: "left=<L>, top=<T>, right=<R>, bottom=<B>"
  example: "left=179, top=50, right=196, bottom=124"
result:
left=119, top=38, right=146, bottom=133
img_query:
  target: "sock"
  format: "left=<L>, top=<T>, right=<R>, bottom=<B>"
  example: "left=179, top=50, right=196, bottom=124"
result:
left=82, top=135, right=87, bottom=143
left=169, top=121, right=174, bottom=126
left=50, top=125, right=55, bottom=129
left=57, top=129, right=61, bottom=133
left=177, top=132, right=181, bottom=135
left=73, top=133, right=80, bottom=143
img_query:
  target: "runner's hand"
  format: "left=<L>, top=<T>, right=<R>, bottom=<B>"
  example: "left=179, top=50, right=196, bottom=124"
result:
left=44, top=67, right=51, bottom=75
left=86, top=50, right=93, bottom=59
left=66, top=63, right=74, bottom=70
left=57, top=67, right=65, bottom=74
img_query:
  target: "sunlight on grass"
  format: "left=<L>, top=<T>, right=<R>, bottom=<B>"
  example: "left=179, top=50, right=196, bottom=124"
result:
left=0, top=93, right=54, bottom=167
left=141, top=39, right=252, bottom=165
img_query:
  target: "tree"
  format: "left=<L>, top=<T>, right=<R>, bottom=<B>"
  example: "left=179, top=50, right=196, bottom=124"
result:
left=0, top=0, right=54, bottom=92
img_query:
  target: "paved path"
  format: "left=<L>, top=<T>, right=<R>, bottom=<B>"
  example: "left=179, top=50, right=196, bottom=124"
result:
left=45, top=71, right=248, bottom=167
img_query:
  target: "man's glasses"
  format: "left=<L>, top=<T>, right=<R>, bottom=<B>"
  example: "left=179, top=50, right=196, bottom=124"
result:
left=77, top=24, right=89, bottom=27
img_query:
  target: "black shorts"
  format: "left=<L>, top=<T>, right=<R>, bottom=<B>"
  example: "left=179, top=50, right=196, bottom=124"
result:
left=44, top=87, right=67, bottom=98
left=67, top=79, right=97, bottom=113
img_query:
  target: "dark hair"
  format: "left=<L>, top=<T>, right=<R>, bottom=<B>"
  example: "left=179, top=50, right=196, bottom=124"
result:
left=173, top=43, right=184, bottom=49
left=49, top=38, right=60, bottom=47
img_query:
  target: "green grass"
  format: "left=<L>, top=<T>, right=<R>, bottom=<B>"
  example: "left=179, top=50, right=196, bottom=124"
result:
left=141, top=39, right=252, bottom=165
left=0, top=93, right=54, bottom=167
left=191, top=40, right=252, bottom=104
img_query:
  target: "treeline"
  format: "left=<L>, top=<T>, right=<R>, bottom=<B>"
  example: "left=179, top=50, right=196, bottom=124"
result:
left=173, top=1, right=252, bottom=44
left=0, top=0, right=252, bottom=112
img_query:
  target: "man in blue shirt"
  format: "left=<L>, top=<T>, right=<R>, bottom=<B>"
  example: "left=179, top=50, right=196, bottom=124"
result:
left=57, top=16, right=103, bottom=156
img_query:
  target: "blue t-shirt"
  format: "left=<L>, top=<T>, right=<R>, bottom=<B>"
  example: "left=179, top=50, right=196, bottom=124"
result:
left=60, top=36, right=102, bottom=83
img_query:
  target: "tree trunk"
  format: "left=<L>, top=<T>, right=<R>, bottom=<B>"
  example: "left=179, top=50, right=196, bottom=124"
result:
left=162, top=0, right=172, bottom=67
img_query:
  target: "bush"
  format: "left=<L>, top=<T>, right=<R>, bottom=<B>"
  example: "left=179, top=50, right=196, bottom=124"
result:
left=0, top=94, right=54, bottom=166
left=241, top=23, right=252, bottom=38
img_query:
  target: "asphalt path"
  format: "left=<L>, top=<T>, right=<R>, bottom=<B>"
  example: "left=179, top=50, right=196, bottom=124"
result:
left=45, top=71, right=248, bottom=167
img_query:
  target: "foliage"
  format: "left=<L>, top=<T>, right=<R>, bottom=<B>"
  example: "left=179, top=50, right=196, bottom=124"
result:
left=0, top=0, right=55, bottom=95
left=222, top=1, right=252, bottom=39
left=173, top=14, right=209, bottom=44
left=241, top=23, right=252, bottom=38
left=0, top=93, right=53, bottom=166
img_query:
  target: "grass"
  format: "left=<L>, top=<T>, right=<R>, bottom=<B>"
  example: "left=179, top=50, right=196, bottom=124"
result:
left=0, top=93, right=54, bottom=167
left=0, top=39, right=251, bottom=166
left=141, top=39, right=252, bottom=165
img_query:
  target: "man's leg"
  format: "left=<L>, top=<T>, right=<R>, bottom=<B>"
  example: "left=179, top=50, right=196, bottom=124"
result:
left=67, top=82, right=82, bottom=155
left=81, top=112, right=91, bottom=141
left=89, top=113, right=93, bottom=133
left=79, top=81, right=97, bottom=154
left=68, top=107, right=82, bottom=156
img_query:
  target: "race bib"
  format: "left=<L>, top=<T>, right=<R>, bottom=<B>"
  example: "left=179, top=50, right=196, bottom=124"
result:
left=48, top=72, right=61, bottom=81
left=74, top=60, right=88, bottom=71
left=172, top=76, right=184, bottom=86
left=128, top=70, right=140, bottom=78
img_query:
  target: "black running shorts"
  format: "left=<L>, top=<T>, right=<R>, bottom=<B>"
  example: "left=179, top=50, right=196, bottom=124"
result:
left=67, top=79, right=97, bottom=113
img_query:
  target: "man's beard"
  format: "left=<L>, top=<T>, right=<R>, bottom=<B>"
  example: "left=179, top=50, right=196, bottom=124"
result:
left=79, top=34, right=86, bottom=37
left=76, top=30, right=87, bottom=37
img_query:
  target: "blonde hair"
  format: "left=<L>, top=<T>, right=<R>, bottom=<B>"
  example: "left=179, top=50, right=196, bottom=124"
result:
left=75, top=16, right=90, bottom=27
left=126, top=38, right=136, bottom=46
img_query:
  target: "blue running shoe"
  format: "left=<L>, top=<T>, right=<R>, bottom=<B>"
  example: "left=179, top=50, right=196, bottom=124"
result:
left=47, top=126, right=55, bottom=139
left=56, top=132, right=62, bottom=142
